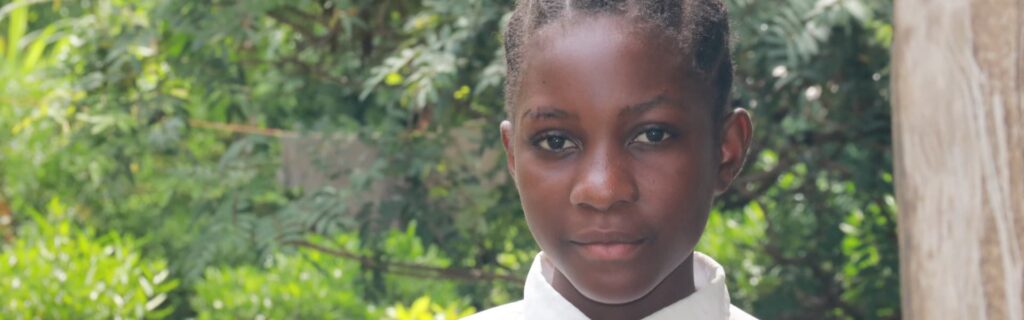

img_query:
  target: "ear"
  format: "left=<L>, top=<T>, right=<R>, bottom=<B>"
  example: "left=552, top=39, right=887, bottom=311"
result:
left=500, top=120, right=517, bottom=179
left=715, top=108, right=753, bottom=195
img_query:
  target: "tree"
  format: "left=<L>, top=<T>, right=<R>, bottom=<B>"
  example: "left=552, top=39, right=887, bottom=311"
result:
left=893, top=0, right=1024, bottom=318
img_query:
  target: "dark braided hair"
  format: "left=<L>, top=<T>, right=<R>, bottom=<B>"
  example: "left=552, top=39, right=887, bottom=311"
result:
left=504, top=0, right=733, bottom=125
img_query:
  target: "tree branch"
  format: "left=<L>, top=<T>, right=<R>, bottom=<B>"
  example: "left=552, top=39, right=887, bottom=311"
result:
left=188, top=118, right=300, bottom=138
left=266, top=7, right=321, bottom=42
left=286, top=240, right=525, bottom=284
left=722, top=158, right=794, bottom=210
left=279, top=56, right=351, bottom=86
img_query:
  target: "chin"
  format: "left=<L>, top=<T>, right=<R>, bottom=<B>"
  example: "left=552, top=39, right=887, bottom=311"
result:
left=569, top=268, right=661, bottom=305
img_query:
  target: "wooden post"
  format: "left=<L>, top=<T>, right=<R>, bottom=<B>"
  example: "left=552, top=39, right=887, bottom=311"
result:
left=893, top=0, right=1024, bottom=319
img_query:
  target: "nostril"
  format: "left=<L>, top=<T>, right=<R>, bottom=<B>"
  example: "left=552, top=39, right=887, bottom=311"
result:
left=569, top=164, right=639, bottom=211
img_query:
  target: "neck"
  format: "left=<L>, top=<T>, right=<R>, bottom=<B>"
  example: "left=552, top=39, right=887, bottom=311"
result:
left=550, top=253, right=697, bottom=320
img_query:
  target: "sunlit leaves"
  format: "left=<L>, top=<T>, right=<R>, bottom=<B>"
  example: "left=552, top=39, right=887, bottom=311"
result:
left=0, top=211, right=177, bottom=318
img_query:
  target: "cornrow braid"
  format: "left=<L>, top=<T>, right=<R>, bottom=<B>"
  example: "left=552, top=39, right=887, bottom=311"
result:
left=503, top=0, right=733, bottom=126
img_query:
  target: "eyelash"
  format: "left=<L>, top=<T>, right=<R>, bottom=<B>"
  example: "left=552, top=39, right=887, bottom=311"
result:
left=530, top=126, right=674, bottom=153
left=631, top=126, right=674, bottom=145
left=532, top=132, right=579, bottom=153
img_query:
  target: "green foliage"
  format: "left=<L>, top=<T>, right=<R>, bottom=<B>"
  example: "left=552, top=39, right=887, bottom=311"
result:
left=0, top=202, right=177, bottom=318
left=387, top=296, right=476, bottom=320
left=191, top=227, right=475, bottom=319
left=697, top=203, right=767, bottom=297
left=191, top=251, right=369, bottom=319
left=718, top=0, right=898, bottom=318
left=0, top=0, right=897, bottom=318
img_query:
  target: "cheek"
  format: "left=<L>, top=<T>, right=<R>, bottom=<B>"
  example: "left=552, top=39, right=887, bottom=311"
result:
left=513, top=149, right=575, bottom=250
left=664, top=134, right=718, bottom=198
left=636, top=146, right=717, bottom=239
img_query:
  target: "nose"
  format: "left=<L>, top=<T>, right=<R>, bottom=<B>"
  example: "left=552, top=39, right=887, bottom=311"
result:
left=569, top=148, right=639, bottom=211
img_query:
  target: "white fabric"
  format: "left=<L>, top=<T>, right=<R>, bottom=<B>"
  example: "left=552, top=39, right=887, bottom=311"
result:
left=464, top=251, right=757, bottom=320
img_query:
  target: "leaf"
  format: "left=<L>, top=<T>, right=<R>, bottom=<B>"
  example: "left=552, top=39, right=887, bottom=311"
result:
left=22, top=25, right=58, bottom=73
left=4, top=0, right=28, bottom=65
left=385, top=72, right=405, bottom=86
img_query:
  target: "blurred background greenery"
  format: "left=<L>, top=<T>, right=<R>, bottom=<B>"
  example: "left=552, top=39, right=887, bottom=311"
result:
left=0, top=0, right=896, bottom=318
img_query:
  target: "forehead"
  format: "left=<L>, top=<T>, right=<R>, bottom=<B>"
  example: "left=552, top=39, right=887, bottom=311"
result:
left=529, top=14, right=680, bottom=54
left=515, top=15, right=709, bottom=118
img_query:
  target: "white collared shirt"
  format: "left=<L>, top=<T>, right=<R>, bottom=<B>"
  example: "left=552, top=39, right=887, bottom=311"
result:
left=464, top=251, right=757, bottom=320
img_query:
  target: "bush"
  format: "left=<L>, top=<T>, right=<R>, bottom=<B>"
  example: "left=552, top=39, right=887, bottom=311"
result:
left=190, top=251, right=369, bottom=319
left=0, top=215, right=177, bottom=318
left=386, top=296, right=476, bottom=320
left=190, top=226, right=475, bottom=319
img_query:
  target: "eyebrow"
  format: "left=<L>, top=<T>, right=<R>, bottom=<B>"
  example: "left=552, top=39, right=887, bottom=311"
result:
left=620, top=95, right=672, bottom=117
left=519, top=95, right=674, bottom=121
left=521, top=106, right=576, bottom=121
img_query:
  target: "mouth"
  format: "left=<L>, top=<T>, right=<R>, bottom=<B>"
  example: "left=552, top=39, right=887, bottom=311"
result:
left=568, top=231, right=648, bottom=261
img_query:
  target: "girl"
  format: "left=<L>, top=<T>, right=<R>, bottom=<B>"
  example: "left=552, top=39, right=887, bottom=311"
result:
left=468, top=0, right=755, bottom=319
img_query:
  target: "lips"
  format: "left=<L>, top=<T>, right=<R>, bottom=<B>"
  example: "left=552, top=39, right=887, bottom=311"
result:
left=569, top=230, right=647, bottom=261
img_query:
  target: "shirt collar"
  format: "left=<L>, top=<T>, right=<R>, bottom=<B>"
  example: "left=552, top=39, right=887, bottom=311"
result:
left=522, top=251, right=732, bottom=320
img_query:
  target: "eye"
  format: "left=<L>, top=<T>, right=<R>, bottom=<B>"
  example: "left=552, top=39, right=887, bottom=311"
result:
left=535, top=134, right=578, bottom=152
left=632, top=128, right=672, bottom=144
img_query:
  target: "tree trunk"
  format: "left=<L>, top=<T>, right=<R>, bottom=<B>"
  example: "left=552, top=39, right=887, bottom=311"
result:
left=893, top=0, right=1024, bottom=319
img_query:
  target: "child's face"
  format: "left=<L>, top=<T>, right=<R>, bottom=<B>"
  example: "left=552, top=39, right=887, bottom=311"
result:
left=500, top=15, right=750, bottom=305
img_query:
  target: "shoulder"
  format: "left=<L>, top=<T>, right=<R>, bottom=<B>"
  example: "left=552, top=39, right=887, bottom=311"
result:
left=461, top=300, right=524, bottom=320
left=729, top=304, right=758, bottom=320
